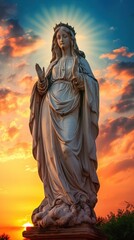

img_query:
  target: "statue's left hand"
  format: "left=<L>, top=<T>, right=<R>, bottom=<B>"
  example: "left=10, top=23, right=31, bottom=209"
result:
left=35, top=63, right=45, bottom=82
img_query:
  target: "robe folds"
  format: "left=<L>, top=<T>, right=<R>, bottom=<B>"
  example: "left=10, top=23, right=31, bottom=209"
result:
left=29, top=56, right=100, bottom=210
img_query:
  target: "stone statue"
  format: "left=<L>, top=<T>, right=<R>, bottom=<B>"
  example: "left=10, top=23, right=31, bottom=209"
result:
left=29, top=22, right=100, bottom=228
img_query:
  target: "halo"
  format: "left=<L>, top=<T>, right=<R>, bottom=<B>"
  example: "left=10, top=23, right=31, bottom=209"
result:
left=28, top=5, right=106, bottom=67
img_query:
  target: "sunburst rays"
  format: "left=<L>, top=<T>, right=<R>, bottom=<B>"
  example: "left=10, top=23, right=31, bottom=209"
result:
left=28, top=5, right=106, bottom=67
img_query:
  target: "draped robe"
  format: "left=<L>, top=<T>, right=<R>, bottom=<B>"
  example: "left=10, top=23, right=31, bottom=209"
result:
left=29, top=56, right=100, bottom=218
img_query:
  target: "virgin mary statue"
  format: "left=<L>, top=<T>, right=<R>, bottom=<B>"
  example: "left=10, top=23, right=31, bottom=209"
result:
left=29, top=23, right=100, bottom=227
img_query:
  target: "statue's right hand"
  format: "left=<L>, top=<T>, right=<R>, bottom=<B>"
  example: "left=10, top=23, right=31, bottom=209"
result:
left=35, top=63, right=45, bottom=82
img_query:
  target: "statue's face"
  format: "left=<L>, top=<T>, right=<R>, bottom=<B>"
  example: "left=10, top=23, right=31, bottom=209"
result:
left=56, top=27, right=70, bottom=50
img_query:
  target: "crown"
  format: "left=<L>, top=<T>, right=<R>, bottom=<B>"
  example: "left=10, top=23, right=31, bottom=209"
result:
left=54, top=22, right=76, bottom=36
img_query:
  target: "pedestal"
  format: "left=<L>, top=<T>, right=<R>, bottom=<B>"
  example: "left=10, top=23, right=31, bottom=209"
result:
left=22, top=224, right=107, bottom=240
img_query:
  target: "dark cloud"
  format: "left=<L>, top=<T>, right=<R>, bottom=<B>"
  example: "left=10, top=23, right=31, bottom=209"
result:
left=0, top=19, right=42, bottom=60
left=98, top=78, right=106, bottom=85
left=111, top=79, right=134, bottom=112
left=6, top=19, right=25, bottom=37
left=0, top=44, right=12, bottom=60
left=113, top=100, right=134, bottom=113
left=0, top=3, right=43, bottom=61
left=97, top=116, right=134, bottom=154
left=0, top=1, right=17, bottom=20
left=115, top=61, right=134, bottom=74
left=0, top=88, right=11, bottom=97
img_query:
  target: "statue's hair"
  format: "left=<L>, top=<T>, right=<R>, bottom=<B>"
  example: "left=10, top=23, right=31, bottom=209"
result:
left=50, top=23, right=85, bottom=63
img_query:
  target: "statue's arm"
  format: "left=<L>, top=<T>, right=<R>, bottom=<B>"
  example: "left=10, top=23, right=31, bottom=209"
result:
left=37, top=78, right=48, bottom=96
left=35, top=63, right=48, bottom=96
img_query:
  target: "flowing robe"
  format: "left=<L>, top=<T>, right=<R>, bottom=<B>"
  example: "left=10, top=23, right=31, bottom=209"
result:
left=29, top=56, right=100, bottom=212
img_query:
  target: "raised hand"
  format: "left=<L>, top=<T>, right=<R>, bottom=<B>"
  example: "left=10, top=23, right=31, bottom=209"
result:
left=35, top=63, right=45, bottom=82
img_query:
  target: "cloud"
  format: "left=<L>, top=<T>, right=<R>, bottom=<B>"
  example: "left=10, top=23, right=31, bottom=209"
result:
left=7, top=33, right=44, bottom=57
left=0, top=18, right=44, bottom=60
left=111, top=79, right=134, bottom=112
left=7, top=73, right=17, bottom=82
left=18, top=75, right=36, bottom=93
left=109, top=26, right=116, bottom=31
left=100, top=47, right=134, bottom=60
left=0, top=87, right=30, bottom=116
left=113, top=38, right=120, bottom=43
left=0, top=88, right=21, bottom=114
left=7, top=126, right=19, bottom=138
left=97, top=116, right=134, bottom=156
left=25, top=165, right=37, bottom=173
left=0, top=141, right=32, bottom=162
left=16, top=61, right=29, bottom=70
left=106, top=61, right=134, bottom=81
left=98, top=77, right=119, bottom=97
left=0, top=1, right=17, bottom=20
left=0, top=123, right=20, bottom=142
left=99, top=157, right=134, bottom=178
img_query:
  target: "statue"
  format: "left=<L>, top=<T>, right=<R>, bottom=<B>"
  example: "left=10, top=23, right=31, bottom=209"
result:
left=29, top=22, right=100, bottom=228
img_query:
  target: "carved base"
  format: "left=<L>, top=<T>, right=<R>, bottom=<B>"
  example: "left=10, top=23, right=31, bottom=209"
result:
left=22, top=224, right=107, bottom=240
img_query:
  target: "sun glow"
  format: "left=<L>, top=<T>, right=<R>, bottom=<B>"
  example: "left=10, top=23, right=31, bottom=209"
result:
left=22, top=222, right=33, bottom=230
left=28, top=5, right=106, bottom=68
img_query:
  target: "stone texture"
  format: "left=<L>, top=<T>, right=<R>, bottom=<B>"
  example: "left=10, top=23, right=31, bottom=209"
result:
left=22, top=224, right=107, bottom=240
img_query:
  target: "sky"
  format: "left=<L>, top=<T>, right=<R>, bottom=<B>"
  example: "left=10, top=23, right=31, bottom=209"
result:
left=0, top=0, right=134, bottom=238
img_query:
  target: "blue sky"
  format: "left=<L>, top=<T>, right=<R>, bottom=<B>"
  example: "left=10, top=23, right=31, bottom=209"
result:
left=5, top=0, right=134, bottom=50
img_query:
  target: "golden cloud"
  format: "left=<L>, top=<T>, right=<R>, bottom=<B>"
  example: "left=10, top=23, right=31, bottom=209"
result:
left=100, top=46, right=134, bottom=60
left=8, top=36, right=44, bottom=57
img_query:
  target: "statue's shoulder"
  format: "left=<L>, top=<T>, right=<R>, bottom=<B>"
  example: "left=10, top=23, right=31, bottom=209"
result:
left=79, top=57, right=92, bottom=72
left=79, top=57, right=92, bottom=73
left=79, top=57, right=98, bottom=82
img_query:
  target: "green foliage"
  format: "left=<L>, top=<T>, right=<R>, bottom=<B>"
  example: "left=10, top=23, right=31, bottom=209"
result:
left=0, top=234, right=10, bottom=240
left=97, top=202, right=134, bottom=240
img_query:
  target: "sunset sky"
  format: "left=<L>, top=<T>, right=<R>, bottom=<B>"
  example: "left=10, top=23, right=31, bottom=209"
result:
left=0, top=0, right=134, bottom=238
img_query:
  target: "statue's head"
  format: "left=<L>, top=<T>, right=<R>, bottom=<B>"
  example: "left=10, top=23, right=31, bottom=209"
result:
left=50, top=22, right=85, bottom=62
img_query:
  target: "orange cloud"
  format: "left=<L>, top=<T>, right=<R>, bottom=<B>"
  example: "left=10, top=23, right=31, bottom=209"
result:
left=100, top=46, right=134, bottom=60
left=97, top=116, right=134, bottom=158
left=0, top=18, right=44, bottom=59
left=0, top=24, right=13, bottom=37
left=105, top=62, right=134, bottom=82
left=0, top=120, right=22, bottom=143
left=8, top=126, right=19, bottom=138
left=18, top=75, right=36, bottom=93
left=15, top=60, right=29, bottom=70
left=0, top=88, right=20, bottom=114
left=0, top=141, right=32, bottom=162
left=0, top=88, right=30, bottom=116
left=111, top=79, right=134, bottom=113
left=8, top=36, right=44, bottom=57
left=96, top=156, right=134, bottom=217
left=98, top=157, right=134, bottom=179
left=98, top=78, right=120, bottom=99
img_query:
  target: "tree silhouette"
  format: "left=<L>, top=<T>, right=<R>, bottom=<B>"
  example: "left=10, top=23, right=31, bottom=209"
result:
left=97, top=202, right=134, bottom=240
left=0, top=233, right=10, bottom=240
